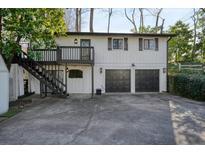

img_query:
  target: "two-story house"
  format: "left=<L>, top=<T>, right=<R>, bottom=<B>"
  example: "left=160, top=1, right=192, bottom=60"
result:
left=27, top=32, right=174, bottom=96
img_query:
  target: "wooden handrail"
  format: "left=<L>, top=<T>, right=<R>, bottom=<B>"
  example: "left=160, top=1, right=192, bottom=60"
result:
left=20, top=51, right=66, bottom=87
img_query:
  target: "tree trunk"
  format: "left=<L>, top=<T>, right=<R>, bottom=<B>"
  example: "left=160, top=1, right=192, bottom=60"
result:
left=107, top=8, right=112, bottom=33
left=75, top=8, right=79, bottom=32
left=139, top=8, right=144, bottom=33
left=78, top=8, right=82, bottom=32
left=192, top=8, right=198, bottom=61
left=89, top=8, right=94, bottom=32
left=155, top=9, right=162, bottom=33
left=160, top=19, right=165, bottom=34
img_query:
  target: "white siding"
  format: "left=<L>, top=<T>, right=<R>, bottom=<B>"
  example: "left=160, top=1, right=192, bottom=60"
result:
left=31, top=35, right=168, bottom=94
left=67, top=66, right=91, bottom=93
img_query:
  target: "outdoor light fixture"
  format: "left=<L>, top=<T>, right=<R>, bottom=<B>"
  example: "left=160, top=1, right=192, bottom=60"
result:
left=131, top=63, right=135, bottom=67
left=163, top=68, right=166, bottom=73
left=66, top=67, right=69, bottom=72
left=99, top=68, right=103, bottom=74
left=74, top=38, right=78, bottom=44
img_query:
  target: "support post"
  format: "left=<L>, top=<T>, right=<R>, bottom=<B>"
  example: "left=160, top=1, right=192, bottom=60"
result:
left=91, top=64, right=94, bottom=97
left=65, top=63, right=67, bottom=95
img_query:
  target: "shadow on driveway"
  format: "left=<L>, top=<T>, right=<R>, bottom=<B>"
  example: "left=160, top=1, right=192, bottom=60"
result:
left=0, top=93, right=204, bottom=145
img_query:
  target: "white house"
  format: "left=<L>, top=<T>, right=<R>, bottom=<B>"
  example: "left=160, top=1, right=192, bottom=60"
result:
left=28, top=32, right=174, bottom=96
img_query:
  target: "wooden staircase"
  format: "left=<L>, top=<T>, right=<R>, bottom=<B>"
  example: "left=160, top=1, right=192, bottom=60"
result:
left=16, top=52, right=67, bottom=98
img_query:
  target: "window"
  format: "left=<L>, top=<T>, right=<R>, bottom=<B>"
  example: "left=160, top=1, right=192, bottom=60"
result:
left=113, top=39, right=123, bottom=49
left=144, top=39, right=155, bottom=50
left=69, top=70, right=83, bottom=78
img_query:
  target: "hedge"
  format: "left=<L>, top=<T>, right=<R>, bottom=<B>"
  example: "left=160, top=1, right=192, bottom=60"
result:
left=168, top=73, right=205, bottom=101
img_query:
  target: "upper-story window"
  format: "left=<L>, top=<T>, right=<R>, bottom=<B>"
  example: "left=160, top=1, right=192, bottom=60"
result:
left=113, top=39, right=123, bottom=49
left=108, top=38, right=128, bottom=51
left=144, top=39, right=155, bottom=50
left=139, top=38, right=159, bottom=51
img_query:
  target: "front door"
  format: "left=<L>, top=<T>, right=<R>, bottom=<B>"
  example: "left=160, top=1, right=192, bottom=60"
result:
left=80, top=39, right=91, bottom=61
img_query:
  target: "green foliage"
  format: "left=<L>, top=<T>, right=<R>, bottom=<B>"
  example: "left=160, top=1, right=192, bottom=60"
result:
left=27, top=50, right=42, bottom=61
left=0, top=8, right=67, bottom=67
left=168, top=20, right=193, bottom=63
left=0, top=106, right=22, bottom=118
left=168, top=73, right=205, bottom=101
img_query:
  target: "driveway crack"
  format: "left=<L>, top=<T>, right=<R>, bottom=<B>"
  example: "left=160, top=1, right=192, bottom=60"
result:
left=68, top=103, right=98, bottom=144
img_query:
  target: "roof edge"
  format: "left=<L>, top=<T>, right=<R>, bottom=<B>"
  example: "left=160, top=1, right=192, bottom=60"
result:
left=65, top=32, right=176, bottom=37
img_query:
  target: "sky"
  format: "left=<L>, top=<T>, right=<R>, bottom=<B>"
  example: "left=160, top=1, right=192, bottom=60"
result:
left=81, top=8, right=195, bottom=33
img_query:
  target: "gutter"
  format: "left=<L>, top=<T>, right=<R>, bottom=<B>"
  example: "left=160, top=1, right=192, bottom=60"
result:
left=166, top=37, right=173, bottom=92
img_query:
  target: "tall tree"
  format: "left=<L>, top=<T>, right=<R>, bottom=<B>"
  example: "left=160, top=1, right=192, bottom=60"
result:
left=75, top=8, right=82, bottom=32
left=1, top=8, right=66, bottom=69
left=191, top=8, right=199, bottom=61
left=124, top=8, right=137, bottom=32
left=197, top=9, right=205, bottom=62
left=89, top=8, right=94, bottom=32
left=168, top=21, right=193, bottom=63
left=75, top=8, right=79, bottom=32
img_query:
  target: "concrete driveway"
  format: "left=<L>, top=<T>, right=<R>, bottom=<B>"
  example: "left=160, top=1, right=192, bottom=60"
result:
left=0, top=94, right=205, bottom=145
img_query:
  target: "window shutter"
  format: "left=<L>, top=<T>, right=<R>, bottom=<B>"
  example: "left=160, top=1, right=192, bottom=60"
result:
left=108, top=38, right=112, bottom=50
left=124, top=38, right=128, bottom=51
left=155, top=38, right=159, bottom=51
left=139, top=38, right=143, bottom=51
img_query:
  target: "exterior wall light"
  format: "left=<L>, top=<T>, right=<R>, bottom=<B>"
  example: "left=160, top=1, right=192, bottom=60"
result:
left=131, top=63, right=135, bottom=67
left=74, top=38, right=78, bottom=44
left=163, top=68, right=166, bottom=73
left=99, top=68, right=103, bottom=74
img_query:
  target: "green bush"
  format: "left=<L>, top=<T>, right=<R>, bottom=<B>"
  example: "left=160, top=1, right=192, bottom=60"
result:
left=168, top=73, right=205, bottom=101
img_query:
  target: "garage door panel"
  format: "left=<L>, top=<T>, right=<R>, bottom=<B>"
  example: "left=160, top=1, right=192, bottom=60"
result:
left=106, top=70, right=131, bottom=92
left=135, top=69, right=159, bottom=92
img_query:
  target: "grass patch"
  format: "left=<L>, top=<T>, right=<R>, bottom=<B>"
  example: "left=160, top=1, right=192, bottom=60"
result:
left=0, top=106, right=22, bottom=118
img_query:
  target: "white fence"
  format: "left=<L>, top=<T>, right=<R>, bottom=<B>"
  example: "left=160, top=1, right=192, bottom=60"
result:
left=178, top=63, right=205, bottom=72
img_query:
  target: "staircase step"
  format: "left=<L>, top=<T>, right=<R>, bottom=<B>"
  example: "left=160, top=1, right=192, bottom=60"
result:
left=18, top=54, right=67, bottom=98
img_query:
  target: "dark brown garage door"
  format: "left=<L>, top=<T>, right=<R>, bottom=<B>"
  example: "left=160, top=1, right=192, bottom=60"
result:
left=135, top=69, right=159, bottom=92
left=105, top=70, right=131, bottom=92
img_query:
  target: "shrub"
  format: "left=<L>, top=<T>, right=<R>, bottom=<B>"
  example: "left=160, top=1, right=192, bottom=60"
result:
left=168, top=73, right=205, bottom=101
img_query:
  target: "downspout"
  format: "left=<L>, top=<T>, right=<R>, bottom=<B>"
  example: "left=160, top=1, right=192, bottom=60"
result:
left=166, top=37, right=172, bottom=92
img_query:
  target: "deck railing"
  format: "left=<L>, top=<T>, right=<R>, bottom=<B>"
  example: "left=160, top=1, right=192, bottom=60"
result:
left=31, top=46, right=94, bottom=64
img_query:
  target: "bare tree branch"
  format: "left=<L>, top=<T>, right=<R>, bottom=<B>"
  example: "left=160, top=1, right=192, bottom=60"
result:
left=200, top=8, right=205, bottom=12
left=155, top=8, right=163, bottom=28
left=124, top=8, right=137, bottom=32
